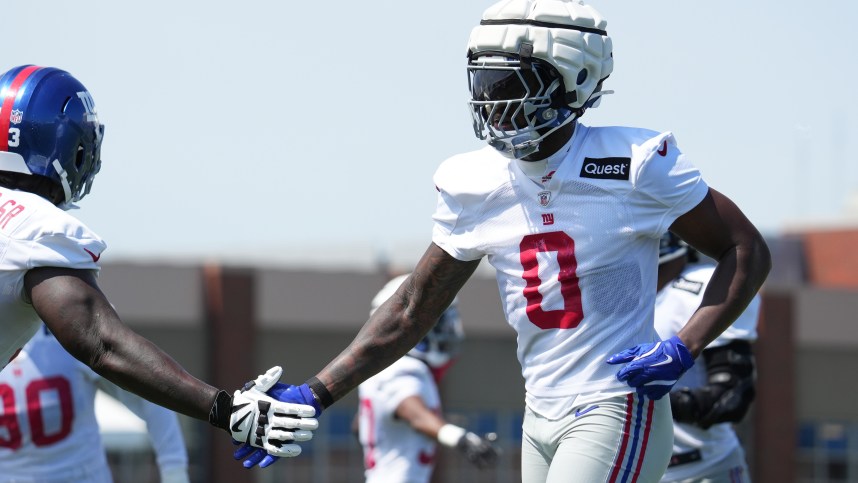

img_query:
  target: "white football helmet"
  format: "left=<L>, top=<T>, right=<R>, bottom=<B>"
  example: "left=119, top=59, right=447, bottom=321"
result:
left=370, top=274, right=464, bottom=369
left=467, top=0, right=613, bottom=158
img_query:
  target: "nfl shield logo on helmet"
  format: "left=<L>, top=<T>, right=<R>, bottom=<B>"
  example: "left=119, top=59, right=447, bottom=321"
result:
left=10, top=110, right=23, bottom=124
left=538, top=190, right=551, bottom=207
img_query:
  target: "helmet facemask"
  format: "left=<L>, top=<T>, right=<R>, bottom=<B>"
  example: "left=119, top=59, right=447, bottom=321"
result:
left=49, top=116, right=104, bottom=208
left=468, top=52, right=576, bottom=159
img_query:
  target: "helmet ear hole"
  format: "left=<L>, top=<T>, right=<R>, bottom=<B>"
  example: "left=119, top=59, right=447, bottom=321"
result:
left=576, top=69, right=588, bottom=85
left=75, top=145, right=85, bottom=170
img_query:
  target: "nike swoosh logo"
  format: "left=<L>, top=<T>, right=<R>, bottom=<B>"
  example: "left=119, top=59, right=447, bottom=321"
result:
left=231, top=402, right=250, bottom=414
left=574, top=405, right=599, bottom=417
left=635, top=343, right=661, bottom=361
left=84, top=248, right=101, bottom=262
left=651, top=354, right=673, bottom=367
left=231, top=412, right=251, bottom=433
left=657, top=140, right=668, bottom=156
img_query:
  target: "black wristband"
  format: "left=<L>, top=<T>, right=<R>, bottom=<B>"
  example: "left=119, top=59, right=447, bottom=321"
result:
left=306, top=377, right=334, bottom=409
left=208, top=390, right=233, bottom=432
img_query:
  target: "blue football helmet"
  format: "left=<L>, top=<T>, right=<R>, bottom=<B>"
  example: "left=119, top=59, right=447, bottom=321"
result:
left=659, top=232, right=689, bottom=265
left=0, top=65, right=104, bottom=207
left=371, top=274, right=465, bottom=370
left=409, top=302, right=465, bottom=369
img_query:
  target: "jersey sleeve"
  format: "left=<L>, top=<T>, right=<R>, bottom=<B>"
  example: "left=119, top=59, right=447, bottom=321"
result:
left=10, top=206, right=107, bottom=271
left=25, top=233, right=106, bottom=270
left=431, top=150, right=507, bottom=261
left=374, top=360, right=432, bottom=417
left=432, top=187, right=483, bottom=261
left=629, top=132, right=709, bottom=237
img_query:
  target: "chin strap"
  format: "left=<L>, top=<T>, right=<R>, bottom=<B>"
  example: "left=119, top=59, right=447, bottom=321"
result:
left=503, top=111, right=578, bottom=159
left=584, top=89, right=614, bottom=109
left=51, top=159, right=73, bottom=205
left=517, top=110, right=577, bottom=150
left=508, top=88, right=614, bottom=157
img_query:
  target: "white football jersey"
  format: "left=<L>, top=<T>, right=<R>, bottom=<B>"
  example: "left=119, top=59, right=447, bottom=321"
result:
left=432, top=122, right=709, bottom=420
left=0, top=327, right=188, bottom=483
left=654, top=262, right=760, bottom=482
left=358, top=356, right=441, bottom=483
left=0, top=187, right=106, bottom=369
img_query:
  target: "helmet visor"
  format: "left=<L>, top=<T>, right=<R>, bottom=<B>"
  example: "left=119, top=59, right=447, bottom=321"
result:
left=467, top=57, right=563, bottom=150
left=471, top=67, right=531, bottom=102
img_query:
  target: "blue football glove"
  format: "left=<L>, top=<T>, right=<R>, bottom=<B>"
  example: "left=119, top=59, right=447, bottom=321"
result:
left=606, top=335, right=695, bottom=400
left=234, top=383, right=323, bottom=469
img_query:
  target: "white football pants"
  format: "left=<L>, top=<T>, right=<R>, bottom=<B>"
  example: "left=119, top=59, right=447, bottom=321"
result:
left=521, top=393, right=672, bottom=483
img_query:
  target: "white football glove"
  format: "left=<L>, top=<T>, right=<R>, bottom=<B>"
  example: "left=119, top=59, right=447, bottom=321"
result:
left=227, top=366, right=319, bottom=457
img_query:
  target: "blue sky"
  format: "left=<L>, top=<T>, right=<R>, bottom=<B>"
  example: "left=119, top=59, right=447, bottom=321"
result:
left=7, top=1, right=858, bottom=269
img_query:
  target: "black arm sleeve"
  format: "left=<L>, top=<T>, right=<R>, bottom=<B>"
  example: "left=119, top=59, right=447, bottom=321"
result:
left=669, top=340, right=756, bottom=429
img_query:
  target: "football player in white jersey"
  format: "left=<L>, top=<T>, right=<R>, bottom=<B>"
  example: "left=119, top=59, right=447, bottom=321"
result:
left=357, top=274, right=498, bottom=483
left=0, top=325, right=191, bottom=483
left=241, top=0, right=772, bottom=479
left=654, top=234, right=759, bottom=483
left=0, top=65, right=319, bottom=464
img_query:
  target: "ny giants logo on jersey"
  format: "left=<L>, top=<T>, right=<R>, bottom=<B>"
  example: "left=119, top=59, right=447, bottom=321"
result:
left=579, top=157, right=631, bottom=181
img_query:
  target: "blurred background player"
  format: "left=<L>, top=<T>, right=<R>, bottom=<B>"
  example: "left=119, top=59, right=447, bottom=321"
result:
left=356, top=274, right=499, bottom=483
left=0, top=64, right=318, bottom=460
left=655, top=233, right=759, bottom=483
left=0, top=325, right=190, bottom=483
left=237, top=0, right=771, bottom=478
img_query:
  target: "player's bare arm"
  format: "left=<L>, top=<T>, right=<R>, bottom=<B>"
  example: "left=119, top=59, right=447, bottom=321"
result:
left=668, top=188, right=771, bottom=356
left=314, top=243, right=480, bottom=403
left=395, top=395, right=446, bottom=439
left=27, top=266, right=319, bottom=458
left=25, top=266, right=221, bottom=419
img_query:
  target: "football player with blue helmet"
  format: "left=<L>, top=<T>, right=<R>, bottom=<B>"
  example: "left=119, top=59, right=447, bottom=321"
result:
left=357, top=274, right=498, bottom=482
left=0, top=65, right=318, bottom=463
left=249, top=1, right=770, bottom=481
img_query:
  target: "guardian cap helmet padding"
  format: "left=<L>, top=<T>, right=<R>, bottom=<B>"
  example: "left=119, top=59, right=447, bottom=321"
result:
left=0, top=65, right=104, bottom=207
left=467, top=0, right=613, bottom=158
left=371, top=274, right=465, bottom=370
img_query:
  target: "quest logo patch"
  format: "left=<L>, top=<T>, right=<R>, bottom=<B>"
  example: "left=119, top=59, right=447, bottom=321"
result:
left=579, top=157, right=631, bottom=180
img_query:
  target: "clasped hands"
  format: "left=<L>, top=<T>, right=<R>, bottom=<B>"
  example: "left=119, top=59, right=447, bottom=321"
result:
left=231, top=370, right=322, bottom=469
